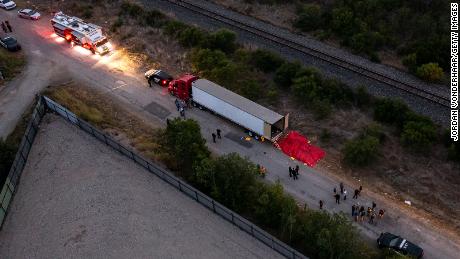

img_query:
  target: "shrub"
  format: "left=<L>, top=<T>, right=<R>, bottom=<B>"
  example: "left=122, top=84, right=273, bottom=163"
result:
left=274, top=61, right=302, bottom=88
left=416, top=63, right=444, bottom=82
left=343, top=135, right=380, bottom=166
left=164, top=118, right=210, bottom=176
left=294, top=4, right=323, bottom=31
left=142, top=10, right=166, bottom=28
left=190, top=48, right=229, bottom=72
left=206, top=62, right=240, bottom=87
left=204, top=29, right=237, bottom=54
left=163, top=20, right=188, bottom=36
left=120, top=1, right=144, bottom=17
left=312, top=100, right=332, bottom=120
left=354, top=85, right=371, bottom=108
left=364, top=123, right=386, bottom=143
left=402, top=53, right=417, bottom=72
left=401, top=120, right=437, bottom=150
left=266, top=86, right=279, bottom=104
left=178, top=27, right=206, bottom=48
left=110, top=17, right=123, bottom=32
left=320, top=129, right=331, bottom=143
left=251, top=49, right=284, bottom=72
left=374, top=98, right=409, bottom=127
left=240, top=79, right=263, bottom=100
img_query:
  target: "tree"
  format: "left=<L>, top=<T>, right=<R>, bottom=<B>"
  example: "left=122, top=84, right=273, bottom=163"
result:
left=331, top=7, right=355, bottom=36
left=294, top=4, right=323, bottom=31
left=416, top=63, right=444, bottom=82
left=401, top=120, right=437, bottom=150
left=178, top=27, right=206, bottom=48
left=240, top=79, right=263, bottom=100
left=274, top=61, right=302, bottom=88
left=251, top=49, right=284, bottom=72
left=164, top=118, right=210, bottom=176
left=343, top=136, right=380, bottom=166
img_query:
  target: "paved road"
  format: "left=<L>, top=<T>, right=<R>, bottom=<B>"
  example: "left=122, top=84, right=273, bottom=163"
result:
left=0, top=9, right=459, bottom=259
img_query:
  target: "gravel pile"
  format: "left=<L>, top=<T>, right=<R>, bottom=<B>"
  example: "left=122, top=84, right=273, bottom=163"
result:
left=143, top=0, right=449, bottom=125
left=0, top=115, right=282, bottom=259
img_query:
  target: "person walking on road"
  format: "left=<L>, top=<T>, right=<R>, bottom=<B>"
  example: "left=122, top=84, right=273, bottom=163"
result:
left=216, top=129, right=221, bottom=139
left=319, top=200, right=323, bottom=210
left=369, top=212, right=376, bottom=225
left=359, top=185, right=363, bottom=195
left=295, top=165, right=299, bottom=175
left=334, top=187, right=337, bottom=194
left=179, top=107, right=185, bottom=118
left=1, top=22, right=6, bottom=33
left=372, top=201, right=377, bottom=210
left=293, top=169, right=298, bottom=180
left=334, top=193, right=340, bottom=204
left=5, top=21, right=12, bottom=33
left=289, top=167, right=293, bottom=178
left=340, top=182, right=344, bottom=194
left=175, top=99, right=180, bottom=111
left=353, top=189, right=359, bottom=199
left=212, top=133, right=216, bottom=143
left=343, top=189, right=347, bottom=200
left=359, top=206, right=365, bottom=222
left=352, top=204, right=356, bottom=217
left=378, top=209, right=385, bottom=219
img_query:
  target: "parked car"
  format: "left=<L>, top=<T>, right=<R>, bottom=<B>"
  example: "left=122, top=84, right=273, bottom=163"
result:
left=377, top=232, right=424, bottom=258
left=17, top=8, right=40, bottom=20
left=0, top=0, right=16, bottom=10
left=145, top=69, right=173, bottom=87
left=0, top=36, right=21, bottom=51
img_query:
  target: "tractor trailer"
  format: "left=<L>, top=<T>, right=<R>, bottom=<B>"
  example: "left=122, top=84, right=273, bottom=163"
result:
left=168, top=75, right=289, bottom=142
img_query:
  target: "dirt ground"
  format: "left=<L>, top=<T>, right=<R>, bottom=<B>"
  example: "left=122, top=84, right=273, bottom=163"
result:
left=20, top=0, right=460, bottom=238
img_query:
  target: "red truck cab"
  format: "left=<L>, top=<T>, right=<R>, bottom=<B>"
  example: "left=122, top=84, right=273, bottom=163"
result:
left=168, top=74, right=199, bottom=101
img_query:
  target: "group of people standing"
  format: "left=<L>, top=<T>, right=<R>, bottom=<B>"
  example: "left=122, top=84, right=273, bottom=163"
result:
left=1, top=21, right=12, bottom=33
left=288, top=165, right=300, bottom=180
left=352, top=202, right=385, bottom=225
left=174, top=98, right=187, bottom=118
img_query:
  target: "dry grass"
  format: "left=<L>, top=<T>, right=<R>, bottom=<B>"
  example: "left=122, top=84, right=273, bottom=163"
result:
left=0, top=48, right=26, bottom=85
left=43, top=84, right=165, bottom=163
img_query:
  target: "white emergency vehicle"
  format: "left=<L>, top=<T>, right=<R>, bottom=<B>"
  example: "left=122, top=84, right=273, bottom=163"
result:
left=51, top=11, right=113, bottom=55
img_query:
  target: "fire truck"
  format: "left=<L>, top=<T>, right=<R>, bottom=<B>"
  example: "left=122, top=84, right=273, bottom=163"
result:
left=51, top=11, right=113, bottom=55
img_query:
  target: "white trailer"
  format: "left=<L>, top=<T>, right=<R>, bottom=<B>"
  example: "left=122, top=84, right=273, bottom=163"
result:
left=191, top=79, right=288, bottom=141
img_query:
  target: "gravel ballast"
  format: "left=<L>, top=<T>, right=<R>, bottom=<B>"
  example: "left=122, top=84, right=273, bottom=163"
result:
left=0, top=115, right=282, bottom=259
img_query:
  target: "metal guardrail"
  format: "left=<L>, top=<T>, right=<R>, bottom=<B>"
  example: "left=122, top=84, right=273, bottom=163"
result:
left=0, top=96, right=307, bottom=259
left=0, top=97, right=46, bottom=228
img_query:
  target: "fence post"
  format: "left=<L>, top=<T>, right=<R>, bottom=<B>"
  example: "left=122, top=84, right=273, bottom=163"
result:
left=251, top=225, right=254, bottom=236
left=212, top=200, right=216, bottom=213
left=103, top=134, right=108, bottom=145
left=178, top=181, right=182, bottom=191
left=231, top=213, right=234, bottom=224
left=130, top=151, right=135, bottom=161
left=195, top=191, right=198, bottom=201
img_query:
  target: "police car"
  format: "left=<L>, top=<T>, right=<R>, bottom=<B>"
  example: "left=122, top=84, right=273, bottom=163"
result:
left=0, top=0, right=16, bottom=10
left=145, top=69, right=173, bottom=87
left=377, top=232, right=424, bottom=258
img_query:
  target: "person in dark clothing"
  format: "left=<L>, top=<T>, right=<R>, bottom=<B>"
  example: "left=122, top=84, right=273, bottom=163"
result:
left=1, top=22, right=6, bottom=33
left=372, top=201, right=377, bottom=210
left=175, top=99, right=180, bottom=111
left=216, top=129, right=221, bottom=139
left=319, top=200, right=323, bottom=210
left=353, top=189, right=359, bottom=199
left=212, top=133, right=216, bottom=143
left=369, top=212, right=376, bottom=225
left=166, top=118, right=170, bottom=126
left=295, top=165, right=299, bottom=175
left=288, top=167, right=292, bottom=178
left=378, top=209, right=385, bottom=219
left=359, top=206, right=365, bottom=222
left=340, top=182, right=344, bottom=194
left=5, top=21, right=11, bottom=32
left=359, top=185, right=363, bottom=195
left=343, top=189, right=347, bottom=200
left=293, top=170, right=298, bottom=180
left=334, top=193, right=340, bottom=204
left=179, top=107, right=185, bottom=118
left=352, top=204, right=356, bottom=217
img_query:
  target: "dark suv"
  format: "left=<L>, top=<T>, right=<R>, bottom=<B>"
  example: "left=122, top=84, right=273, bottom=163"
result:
left=377, top=232, right=424, bottom=258
left=0, top=36, right=21, bottom=51
left=145, top=69, right=173, bottom=87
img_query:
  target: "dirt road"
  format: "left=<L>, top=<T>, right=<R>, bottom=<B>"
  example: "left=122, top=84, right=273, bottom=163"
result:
left=0, top=9, right=459, bottom=259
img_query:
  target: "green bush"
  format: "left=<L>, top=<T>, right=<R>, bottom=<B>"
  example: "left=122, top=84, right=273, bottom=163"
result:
left=354, top=85, right=371, bottom=108
left=120, top=1, right=144, bottom=17
left=294, top=4, right=323, bottom=31
left=312, top=100, right=332, bottom=120
left=251, top=49, right=284, bottom=72
left=416, top=63, right=444, bottom=82
left=110, top=17, right=123, bottom=32
left=240, top=79, right=263, bottom=100
left=190, top=48, right=229, bottom=72
left=274, top=61, right=302, bottom=88
left=402, top=53, right=417, bottom=72
left=203, top=29, right=237, bottom=54
left=266, top=86, right=279, bottom=104
left=163, top=118, right=210, bottom=176
left=142, top=10, right=166, bottom=28
left=374, top=98, right=410, bottom=127
left=163, top=20, right=188, bottom=37
left=364, top=123, right=386, bottom=143
left=401, top=120, right=437, bottom=150
left=178, top=27, right=206, bottom=48
left=343, top=135, right=380, bottom=166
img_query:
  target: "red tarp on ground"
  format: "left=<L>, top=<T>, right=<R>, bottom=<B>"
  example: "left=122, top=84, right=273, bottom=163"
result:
left=276, top=131, right=325, bottom=167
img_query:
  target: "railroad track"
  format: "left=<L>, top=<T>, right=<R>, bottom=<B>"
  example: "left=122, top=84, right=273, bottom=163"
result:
left=165, top=0, right=450, bottom=108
